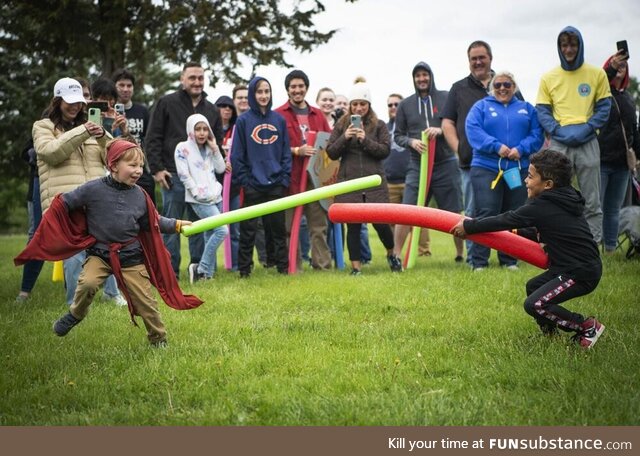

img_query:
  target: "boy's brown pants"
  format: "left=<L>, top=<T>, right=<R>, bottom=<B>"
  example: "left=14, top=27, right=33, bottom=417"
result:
left=69, top=256, right=167, bottom=344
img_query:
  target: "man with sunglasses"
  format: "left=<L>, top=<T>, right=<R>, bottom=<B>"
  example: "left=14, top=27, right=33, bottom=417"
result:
left=392, top=62, right=464, bottom=264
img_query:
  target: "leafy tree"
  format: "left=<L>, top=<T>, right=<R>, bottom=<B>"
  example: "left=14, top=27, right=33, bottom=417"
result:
left=0, top=0, right=354, bottom=231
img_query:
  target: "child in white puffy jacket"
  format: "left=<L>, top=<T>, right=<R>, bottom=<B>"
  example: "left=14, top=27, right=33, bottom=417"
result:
left=175, top=114, right=229, bottom=282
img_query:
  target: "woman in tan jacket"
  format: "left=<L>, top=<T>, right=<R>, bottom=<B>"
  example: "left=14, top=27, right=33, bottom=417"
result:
left=32, top=77, right=124, bottom=306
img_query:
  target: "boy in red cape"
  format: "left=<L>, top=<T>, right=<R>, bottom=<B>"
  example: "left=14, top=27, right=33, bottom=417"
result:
left=15, top=139, right=202, bottom=347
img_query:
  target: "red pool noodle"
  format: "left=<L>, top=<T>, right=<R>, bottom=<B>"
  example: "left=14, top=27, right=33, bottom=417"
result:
left=329, top=203, right=549, bottom=269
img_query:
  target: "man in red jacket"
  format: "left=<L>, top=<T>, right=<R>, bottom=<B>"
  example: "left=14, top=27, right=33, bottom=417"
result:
left=275, top=70, right=332, bottom=271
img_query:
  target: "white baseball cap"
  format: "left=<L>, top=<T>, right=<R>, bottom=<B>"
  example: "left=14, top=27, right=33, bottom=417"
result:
left=53, top=77, right=86, bottom=104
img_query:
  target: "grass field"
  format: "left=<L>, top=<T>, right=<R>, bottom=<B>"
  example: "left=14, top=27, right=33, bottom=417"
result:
left=1, top=230, right=638, bottom=426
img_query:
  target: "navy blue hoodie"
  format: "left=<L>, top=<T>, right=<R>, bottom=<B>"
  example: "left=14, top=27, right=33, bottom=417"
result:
left=230, top=77, right=291, bottom=191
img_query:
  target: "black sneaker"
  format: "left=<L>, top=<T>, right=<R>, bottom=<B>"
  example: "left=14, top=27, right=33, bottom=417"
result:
left=188, top=263, right=208, bottom=284
left=539, top=323, right=560, bottom=337
left=350, top=268, right=362, bottom=276
left=239, top=271, right=251, bottom=279
left=151, top=339, right=168, bottom=348
left=387, top=254, right=402, bottom=272
left=53, top=312, right=81, bottom=337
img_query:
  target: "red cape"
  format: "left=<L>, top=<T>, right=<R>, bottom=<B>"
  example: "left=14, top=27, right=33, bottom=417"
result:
left=15, top=191, right=203, bottom=317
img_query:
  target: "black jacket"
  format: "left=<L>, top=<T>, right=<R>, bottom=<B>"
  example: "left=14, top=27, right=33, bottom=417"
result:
left=464, top=186, right=601, bottom=281
left=598, top=66, right=640, bottom=166
left=145, top=89, right=223, bottom=175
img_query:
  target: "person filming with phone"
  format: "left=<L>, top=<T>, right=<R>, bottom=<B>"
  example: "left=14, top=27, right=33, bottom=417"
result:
left=32, top=77, right=112, bottom=307
left=326, top=77, right=402, bottom=276
left=597, top=43, right=640, bottom=254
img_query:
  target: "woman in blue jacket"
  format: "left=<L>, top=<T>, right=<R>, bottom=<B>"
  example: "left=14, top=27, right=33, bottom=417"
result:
left=465, top=71, right=544, bottom=271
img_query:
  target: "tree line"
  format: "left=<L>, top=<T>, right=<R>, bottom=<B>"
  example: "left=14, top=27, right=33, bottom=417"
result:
left=0, top=0, right=352, bottom=229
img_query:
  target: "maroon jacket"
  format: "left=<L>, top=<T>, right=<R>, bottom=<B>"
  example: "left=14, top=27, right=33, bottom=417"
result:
left=275, top=101, right=331, bottom=195
left=15, top=192, right=203, bottom=320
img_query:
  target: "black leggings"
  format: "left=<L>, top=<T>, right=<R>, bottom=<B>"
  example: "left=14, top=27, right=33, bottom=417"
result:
left=523, top=270, right=600, bottom=332
left=346, top=222, right=394, bottom=262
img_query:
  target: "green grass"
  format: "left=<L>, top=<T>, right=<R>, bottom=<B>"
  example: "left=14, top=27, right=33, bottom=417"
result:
left=1, top=230, right=639, bottom=425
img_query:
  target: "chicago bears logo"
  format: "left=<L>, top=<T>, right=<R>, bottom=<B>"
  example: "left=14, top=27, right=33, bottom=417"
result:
left=578, top=83, right=591, bottom=97
left=251, top=124, right=279, bottom=144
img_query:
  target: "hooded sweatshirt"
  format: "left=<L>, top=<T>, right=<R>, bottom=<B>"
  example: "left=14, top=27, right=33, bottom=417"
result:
left=464, top=186, right=601, bottom=281
left=230, top=77, right=291, bottom=191
left=536, top=26, right=611, bottom=147
left=394, top=62, right=455, bottom=165
left=174, top=114, right=226, bottom=204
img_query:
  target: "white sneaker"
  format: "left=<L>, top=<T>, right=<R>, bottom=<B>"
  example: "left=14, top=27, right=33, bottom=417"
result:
left=105, top=293, right=128, bottom=307
left=505, top=265, right=519, bottom=271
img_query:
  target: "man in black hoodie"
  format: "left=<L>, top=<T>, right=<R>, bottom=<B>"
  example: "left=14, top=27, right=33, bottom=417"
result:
left=393, top=62, right=464, bottom=263
left=451, top=149, right=604, bottom=349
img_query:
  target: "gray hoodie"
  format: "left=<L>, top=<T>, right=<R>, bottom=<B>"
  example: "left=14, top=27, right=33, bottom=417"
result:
left=393, top=62, right=455, bottom=164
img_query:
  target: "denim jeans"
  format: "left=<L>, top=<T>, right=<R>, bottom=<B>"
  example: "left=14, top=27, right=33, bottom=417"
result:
left=360, top=224, right=372, bottom=262
left=190, top=202, right=228, bottom=277
left=470, top=166, right=528, bottom=268
left=20, top=176, right=44, bottom=293
left=63, top=251, right=119, bottom=305
left=161, top=178, right=204, bottom=277
left=461, top=168, right=476, bottom=265
left=600, top=163, right=630, bottom=251
left=228, top=192, right=240, bottom=271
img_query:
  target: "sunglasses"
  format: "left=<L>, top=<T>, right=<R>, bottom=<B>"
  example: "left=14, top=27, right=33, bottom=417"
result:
left=387, top=102, right=399, bottom=108
left=493, top=81, right=513, bottom=89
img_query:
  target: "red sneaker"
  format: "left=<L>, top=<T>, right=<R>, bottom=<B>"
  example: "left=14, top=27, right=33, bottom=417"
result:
left=575, top=317, right=605, bottom=349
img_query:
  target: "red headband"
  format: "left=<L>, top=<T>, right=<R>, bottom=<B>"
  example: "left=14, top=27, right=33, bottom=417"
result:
left=107, top=139, right=138, bottom=170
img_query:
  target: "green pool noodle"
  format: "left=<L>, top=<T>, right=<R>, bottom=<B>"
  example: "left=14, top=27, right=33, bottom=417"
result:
left=181, top=174, right=382, bottom=237
left=405, top=132, right=429, bottom=269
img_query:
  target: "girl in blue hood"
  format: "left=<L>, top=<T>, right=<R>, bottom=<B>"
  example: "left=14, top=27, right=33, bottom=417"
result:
left=230, top=77, right=291, bottom=277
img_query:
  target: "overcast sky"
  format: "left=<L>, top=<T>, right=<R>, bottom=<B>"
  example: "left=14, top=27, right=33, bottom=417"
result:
left=208, top=0, right=640, bottom=119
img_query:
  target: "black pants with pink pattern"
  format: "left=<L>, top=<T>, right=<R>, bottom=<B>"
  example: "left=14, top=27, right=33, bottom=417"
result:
left=523, top=269, right=600, bottom=333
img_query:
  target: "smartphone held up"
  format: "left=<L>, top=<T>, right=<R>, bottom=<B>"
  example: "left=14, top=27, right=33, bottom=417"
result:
left=87, top=108, right=102, bottom=126
left=350, top=114, right=362, bottom=129
left=616, top=40, right=630, bottom=60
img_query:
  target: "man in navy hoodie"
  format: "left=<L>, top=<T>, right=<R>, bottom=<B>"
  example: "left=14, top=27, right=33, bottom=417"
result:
left=231, top=76, right=292, bottom=278
left=536, top=26, right=611, bottom=244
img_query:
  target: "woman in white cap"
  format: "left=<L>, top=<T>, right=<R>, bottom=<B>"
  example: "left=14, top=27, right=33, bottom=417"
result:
left=32, top=77, right=122, bottom=307
left=326, top=77, right=403, bottom=275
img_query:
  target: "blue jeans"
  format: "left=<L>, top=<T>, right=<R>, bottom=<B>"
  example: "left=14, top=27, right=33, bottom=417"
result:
left=63, top=251, right=119, bottom=305
left=161, top=178, right=204, bottom=277
left=470, top=166, right=528, bottom=268
left=20, top=176, right=44, bottom=293
left=299, top=215, right=311, bottom=262
left=600, top=163, right=630, bottom=251
left=191, top=202, right=228, bottom=277
left=229, top=193, right=240, bottom=270
left=461, top=168, right=476, bottom=265
left=360, top=224, right=372, bottom=262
